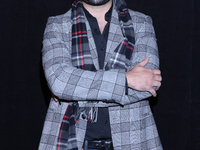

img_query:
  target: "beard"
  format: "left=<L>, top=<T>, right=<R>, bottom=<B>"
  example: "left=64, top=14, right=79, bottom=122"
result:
left=82, top=0, right=110, bottom=6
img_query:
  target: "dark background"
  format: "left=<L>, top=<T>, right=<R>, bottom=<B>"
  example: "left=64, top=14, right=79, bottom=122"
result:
left=1, top=0, right=199, bottom=149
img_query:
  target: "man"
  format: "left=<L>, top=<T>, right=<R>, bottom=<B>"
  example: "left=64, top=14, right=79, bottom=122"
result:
left=39, top=0, right=162, bottom=149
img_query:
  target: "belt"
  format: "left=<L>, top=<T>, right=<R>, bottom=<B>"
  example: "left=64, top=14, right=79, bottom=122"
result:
left=86, top=139, right=113, bottom=150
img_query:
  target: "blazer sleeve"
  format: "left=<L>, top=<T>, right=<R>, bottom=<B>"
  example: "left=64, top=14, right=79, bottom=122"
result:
left=42, top=16, right=127, bottom=104
left=120, top=14, right=160, bottom=105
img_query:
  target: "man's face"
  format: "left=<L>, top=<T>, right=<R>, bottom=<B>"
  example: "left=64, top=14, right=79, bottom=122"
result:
left=82, top=0, right=110, bottom=6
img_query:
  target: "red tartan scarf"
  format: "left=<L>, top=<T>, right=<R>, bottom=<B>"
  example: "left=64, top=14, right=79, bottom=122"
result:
left=57, top=0, right=135, bottom=149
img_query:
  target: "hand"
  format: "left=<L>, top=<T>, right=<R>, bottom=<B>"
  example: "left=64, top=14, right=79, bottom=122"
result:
left=51, top=91, right=59, bottom=102
left=126, top=57, right=162, bottom=97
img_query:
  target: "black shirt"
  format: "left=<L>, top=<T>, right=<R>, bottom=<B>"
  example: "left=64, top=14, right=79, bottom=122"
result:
left=83, top=6, right=112, bottom=141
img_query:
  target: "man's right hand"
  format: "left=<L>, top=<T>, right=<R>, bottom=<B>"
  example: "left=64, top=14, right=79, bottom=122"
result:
left=125, top=57, right=162, bottom=97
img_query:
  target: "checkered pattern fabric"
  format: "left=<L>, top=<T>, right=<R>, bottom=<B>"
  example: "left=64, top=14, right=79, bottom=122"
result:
left=106, top=0, right=136, bottom=70
left=56, top=0, right=136, bottom=149
left=39, top=0, right=163, bottom=149
left=57, top=102, right=78, bottom=150
left=71, top=0, right=96, bottom=71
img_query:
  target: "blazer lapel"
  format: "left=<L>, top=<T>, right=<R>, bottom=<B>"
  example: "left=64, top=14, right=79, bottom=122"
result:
left=104, top=8, right=124, bottom=69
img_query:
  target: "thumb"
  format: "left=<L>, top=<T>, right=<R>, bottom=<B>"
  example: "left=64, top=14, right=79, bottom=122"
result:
left=139, top=57, right=149, bottom=67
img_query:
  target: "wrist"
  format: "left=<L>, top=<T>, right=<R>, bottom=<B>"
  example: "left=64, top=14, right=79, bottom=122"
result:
left=126, top=72, right=134, bottom=88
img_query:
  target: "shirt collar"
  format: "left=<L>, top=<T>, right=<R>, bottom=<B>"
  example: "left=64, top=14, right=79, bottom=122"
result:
left=83, top=4, right=113, bottom=22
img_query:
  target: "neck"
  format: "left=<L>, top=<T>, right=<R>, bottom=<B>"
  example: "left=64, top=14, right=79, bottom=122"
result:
left=82, top=0, right=112, bottom=19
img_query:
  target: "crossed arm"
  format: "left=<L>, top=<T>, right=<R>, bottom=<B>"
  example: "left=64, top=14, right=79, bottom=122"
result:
left=52, top=57, right=162, bottom=101
left=43, top=15, right=161, bottom=105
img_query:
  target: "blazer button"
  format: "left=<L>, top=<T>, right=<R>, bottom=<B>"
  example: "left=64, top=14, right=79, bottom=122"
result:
left=95, top=28, right=99, bottom=32
left=82, top=114, right=86, bottom=119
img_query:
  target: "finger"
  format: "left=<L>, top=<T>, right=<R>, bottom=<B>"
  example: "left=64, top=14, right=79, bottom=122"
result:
left=152, top=81, right=161, bottom=88
left=54, top=97, right=58, bottom=102
left=139, top=57, right=149, bottom=67
left=156, top=86, right=160, bottom=91
left=149, top=88, right=157, bottom=97
left=51, top=91, right=58, bottom=102
left=154, top=83, right=161, bottom=91
left=153, top=69, right=161, bottom=75
left=154, top=75, right=162, bottom=81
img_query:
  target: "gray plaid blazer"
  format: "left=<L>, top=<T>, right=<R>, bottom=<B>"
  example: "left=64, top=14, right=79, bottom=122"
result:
left=39, top=3, right=163, bottom=150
